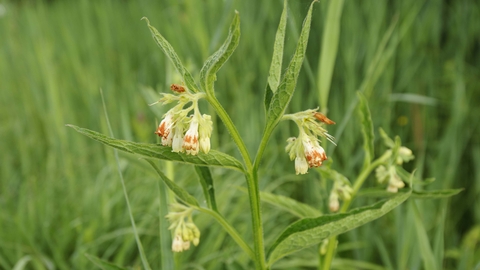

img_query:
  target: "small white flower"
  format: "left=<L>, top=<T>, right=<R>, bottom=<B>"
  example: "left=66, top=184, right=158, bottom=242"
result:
left=397, top=146, right=414, bottom=165
left=172, top=235, right=184, bottom=252
left=199, top=114, right=213, bottom=154
left=303, top=138, right=327, bottom=168
left=295, top=157, right=309, bottom=175
left=329, top=191, right=339, bottom=212
left=172, top=126, right=185, bottom=152
left=183, top=119, right=199, bottom=155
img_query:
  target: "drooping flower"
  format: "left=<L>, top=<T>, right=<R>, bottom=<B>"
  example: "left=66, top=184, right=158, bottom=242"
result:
left=151, top=85, right=213, bottom=155
left=199, top=114, right=213, bottom=154
left=183, top=118, right=199, bottom=155
left=303, top=138, right=327, bottom=168
left=155, top=112, right=175, bottom=146
left=166, top=203, right=201, bottom=253
left=376, top=165, right=405, bottom=193
left=283, top=108, right=335, bottom=174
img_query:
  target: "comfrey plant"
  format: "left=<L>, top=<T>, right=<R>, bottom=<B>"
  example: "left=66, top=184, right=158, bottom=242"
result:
left=68, top=1, right=461, bottom=269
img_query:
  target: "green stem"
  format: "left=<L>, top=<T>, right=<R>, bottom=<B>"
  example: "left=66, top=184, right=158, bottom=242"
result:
left=321, top=154, right=390, bottom=270
left=197, top=207, right=255, bottom=260
left=206, top=95, right=266, bottom=269
left=206, top=95, right=252, bottom=168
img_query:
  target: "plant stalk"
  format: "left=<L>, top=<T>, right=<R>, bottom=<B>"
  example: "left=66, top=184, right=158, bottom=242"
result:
left=206, top=94, right=266, bottom=269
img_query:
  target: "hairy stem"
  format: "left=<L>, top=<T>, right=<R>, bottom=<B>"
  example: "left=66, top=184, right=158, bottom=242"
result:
left=206, top=95, right=266, bottom=269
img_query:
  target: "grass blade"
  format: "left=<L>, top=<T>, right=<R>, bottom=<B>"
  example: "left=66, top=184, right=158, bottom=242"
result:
left=99, top=90, right=152, bottom=270
left=194, top=166, right=218, bottom=211
left=84, top=254, right=129, bottom=270
left=318, top=0, right=345, bottom=113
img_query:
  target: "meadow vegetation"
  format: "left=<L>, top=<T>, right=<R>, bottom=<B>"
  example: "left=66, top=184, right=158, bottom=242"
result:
left=0, top=0, right=479, bottom=269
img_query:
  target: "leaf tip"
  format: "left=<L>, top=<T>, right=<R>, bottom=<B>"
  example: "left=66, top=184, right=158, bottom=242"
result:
left=141, top=16, right=150, bottom=24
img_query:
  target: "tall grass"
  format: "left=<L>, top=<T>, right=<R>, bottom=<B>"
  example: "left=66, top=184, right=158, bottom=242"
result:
left=0, top=0, right=479, bottom=269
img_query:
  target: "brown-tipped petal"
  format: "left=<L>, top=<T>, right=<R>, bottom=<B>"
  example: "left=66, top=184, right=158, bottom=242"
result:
left=170, top=84, right=186, bottom=93
left=314, top=112, right=336, bottom=125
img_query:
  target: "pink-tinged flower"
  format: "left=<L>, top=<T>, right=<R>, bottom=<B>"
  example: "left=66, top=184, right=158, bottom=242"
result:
left=303, top=138, right=327, bottom=168
left=295, top=156, right=309, bottom=175
left=172, top=235, right=184, bottom=252
left=155, top=113, right=174, bottom=141
left=183, top=120, right=199, bottom=155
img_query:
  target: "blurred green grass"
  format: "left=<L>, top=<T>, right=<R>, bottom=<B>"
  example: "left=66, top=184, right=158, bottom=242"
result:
left=0, top=0, right=479, bottom=269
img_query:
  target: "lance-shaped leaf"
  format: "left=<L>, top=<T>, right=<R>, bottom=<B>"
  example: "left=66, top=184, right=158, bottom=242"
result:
left=259, top=190, right=322, bottom=218
left=264, top=1, right=315, bottom=133
left=412, top=189, right=463, bottom=199
left=238, top=187, right=321, bottom=218
left=200, top=11, right=240, bottom=96
left=358, top=188, right=462, bottom=199
left=85, top=254, right=129, bottom=270
left=142, top=17, right=199, bottom=93
left=195, top=166, right=217, bottom=211
left=267, top=191, right=411, bottom=265
left=67, top=125, right=244, bottom=172
left=357, top=92, right=374, bottom=168
left=264, top=0, right=288, bottom=111
left=146, top=159, right=199, bottom=207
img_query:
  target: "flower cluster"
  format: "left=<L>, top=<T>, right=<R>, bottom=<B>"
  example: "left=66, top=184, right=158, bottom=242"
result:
left=375, top=129, right=415, bottom=193
left=328, top=179, right=353, bottom=212
left=165, top=203, right=201, bottom=252
left=153, top=84, right=213, bottom=155
left=284, top=109, right=335, bottom=174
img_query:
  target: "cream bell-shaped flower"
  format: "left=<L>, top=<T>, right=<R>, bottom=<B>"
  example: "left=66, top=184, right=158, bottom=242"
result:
left=199, top=114, right=213, bottom=154
left=295, top=157, right=309, bottom=175
left=172, top=125, right=185, bottom=153
left=183, top=118, right=199, bottom=155
left=172, top=235, right=184, bottom=252
left=303, top=138, right=327, bottom=168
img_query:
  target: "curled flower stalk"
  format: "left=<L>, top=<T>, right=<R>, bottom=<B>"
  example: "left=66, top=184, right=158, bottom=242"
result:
left=283, top=109, right=335, bottom=174
left=152, top=84, right=212, bottom=155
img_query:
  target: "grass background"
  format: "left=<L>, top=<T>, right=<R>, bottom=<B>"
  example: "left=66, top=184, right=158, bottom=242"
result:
left=0, top=0, right=479, bottom=269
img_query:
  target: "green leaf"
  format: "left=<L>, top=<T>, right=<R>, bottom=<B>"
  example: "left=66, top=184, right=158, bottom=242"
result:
left=357, top=92, right=374, bottom=168
left=200, top=11, right=240, bottom=96
left=267, top=0, right=287, bottom=91
left=412, top=202, right=437, bottom=270
left=318, top=0, right=345, bottom=112
left=264, top=0, right=316, bottom=133
left=195, top=166, right=217, bottom=211
left=142, top=17, right=199, bottom=93
left=396, top=166, right=435, bottom=186
left=146, top=159, right=200, bottom=207
left=267, top=191, right=411, bottom=265
left=264, top=0, right=288, bottom=111
left=412, top=189, right=463, bottom=199
left=67, top=125, right=245, bottom=172
left=358, top=188, right=462, bottom=199
left=85, top=254, right=129, bottom=270
left=239, top=187, right=321, bottom=218
left=379, top=128, right=395, bottom=148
